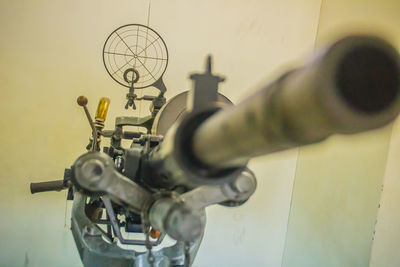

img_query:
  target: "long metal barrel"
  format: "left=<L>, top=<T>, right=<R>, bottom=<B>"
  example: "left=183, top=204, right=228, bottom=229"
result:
left=192, top=35, right=400, bottom=169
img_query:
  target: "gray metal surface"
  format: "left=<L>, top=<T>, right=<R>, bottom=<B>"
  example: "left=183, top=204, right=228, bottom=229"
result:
left=71, top=192, right=205, bottom=267
left=181, top=168, right=257, bottom=210
left=149, top=198, right=205, bottom=242
left=192, top=35, right=400, bottom=168
left=74, top=152, right=153, bottom=213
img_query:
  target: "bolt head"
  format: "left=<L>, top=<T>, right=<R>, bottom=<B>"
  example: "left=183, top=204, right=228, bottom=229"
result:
left=81, top=159, right=104, bottom=184
left=167, top=207, right=203, bottom=241
left=233, top=174, right=253, bottom=194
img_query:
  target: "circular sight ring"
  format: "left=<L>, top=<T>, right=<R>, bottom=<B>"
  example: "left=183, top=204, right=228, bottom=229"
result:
left=102, top=24, right=169, bottom=89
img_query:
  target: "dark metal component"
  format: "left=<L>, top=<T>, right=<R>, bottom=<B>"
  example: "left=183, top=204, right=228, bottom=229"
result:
left=187, top=56, right=225, bottom=112
left=125, top=223, right=142, bottom=233
left=65, top=168, right=75, bottom=200
left=152, top=79, right=167, bottom=95
left=30, top=180, right=66, bottom=194
left=102, top=130, right=143, bottom=139
left=150, top=96, right=166, bottom=116
left=123, top=131, right=142, bottom=139
left=67, top=187, right=74, bottom=200
left=126, top=88, right=138, bottom=110
left=123, top=68, right=140, bottom=84
left=125, top=212, right=142, bottom=233
left=123, top=147, right=142, bottom=180
left=192, top=35, right=400, bottom=168
left=114, top=155, right=124, bottom=171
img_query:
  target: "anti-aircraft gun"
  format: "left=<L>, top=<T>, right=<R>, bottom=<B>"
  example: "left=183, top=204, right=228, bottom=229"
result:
left=30, top=24, right=400, bottom=267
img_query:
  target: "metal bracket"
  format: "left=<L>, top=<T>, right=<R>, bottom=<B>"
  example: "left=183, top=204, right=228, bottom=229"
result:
left=73, top=152, right=153, bottom=213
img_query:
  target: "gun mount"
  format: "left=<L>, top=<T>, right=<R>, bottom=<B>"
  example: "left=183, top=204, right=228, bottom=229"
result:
left=30, top=25, right=400, bottom=267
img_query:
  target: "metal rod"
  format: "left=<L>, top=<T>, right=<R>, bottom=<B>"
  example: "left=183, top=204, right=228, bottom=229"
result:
left=77, top=96, right=98, bottom=151
left=102, top=196, right=163, bottom=246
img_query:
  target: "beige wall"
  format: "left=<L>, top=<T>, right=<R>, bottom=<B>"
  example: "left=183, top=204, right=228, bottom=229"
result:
left=370, top=118, right=400, bottom=266
left=2, top=1, right=399, bottom=266
left=282, top=1, right=400, bottom=267
left=0, top=0, right=321, bottom=266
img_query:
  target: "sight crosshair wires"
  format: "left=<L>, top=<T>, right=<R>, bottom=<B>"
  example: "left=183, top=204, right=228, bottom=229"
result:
left=102, top=24, right=169, bottom=109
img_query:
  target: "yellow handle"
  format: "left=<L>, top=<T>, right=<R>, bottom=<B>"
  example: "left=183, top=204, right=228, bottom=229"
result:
left=95, top=97, right=110, bottom=122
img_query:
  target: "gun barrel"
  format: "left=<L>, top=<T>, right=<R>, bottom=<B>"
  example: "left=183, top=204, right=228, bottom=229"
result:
left=192, top=36, right=400, bottom=168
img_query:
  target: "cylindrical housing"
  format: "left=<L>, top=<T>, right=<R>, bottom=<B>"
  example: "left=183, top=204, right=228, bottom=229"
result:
left=192, top=35, right=400, bottom=168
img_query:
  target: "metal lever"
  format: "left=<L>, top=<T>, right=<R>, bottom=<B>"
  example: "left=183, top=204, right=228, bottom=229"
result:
left=72, top=152, right=153, bottom=213
left=77, top=96, right=98, bottom=151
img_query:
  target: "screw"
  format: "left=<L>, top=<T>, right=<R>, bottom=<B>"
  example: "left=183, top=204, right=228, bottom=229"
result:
left=81, top=159, right=104, bottom=184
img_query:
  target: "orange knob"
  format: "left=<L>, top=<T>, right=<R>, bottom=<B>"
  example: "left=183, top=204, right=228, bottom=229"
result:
left=150, top=228, right=161, bottom=239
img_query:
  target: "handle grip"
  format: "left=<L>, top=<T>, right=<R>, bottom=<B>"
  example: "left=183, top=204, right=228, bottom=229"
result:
left=30, top=180, right=66, bottom=194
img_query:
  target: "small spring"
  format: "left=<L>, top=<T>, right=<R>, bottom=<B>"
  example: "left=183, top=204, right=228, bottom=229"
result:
left=94, top=119, right=104, bottom=130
